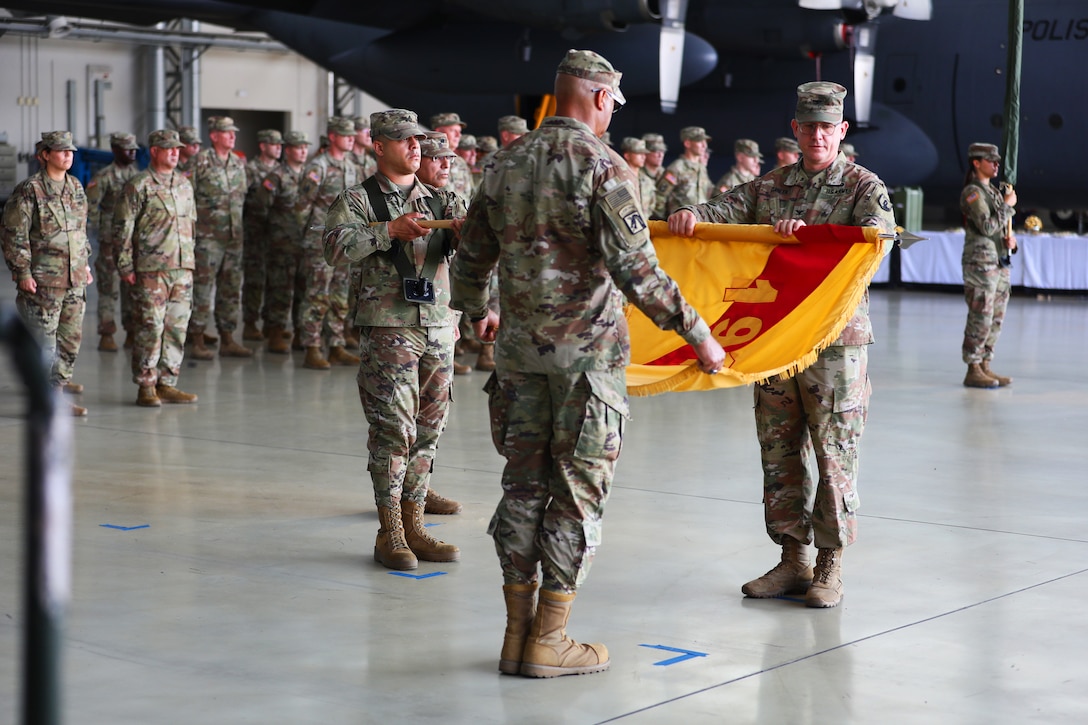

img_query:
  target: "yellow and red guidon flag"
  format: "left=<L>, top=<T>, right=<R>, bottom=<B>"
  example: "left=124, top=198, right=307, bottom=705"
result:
left=626, top=221, right=889, bottom=396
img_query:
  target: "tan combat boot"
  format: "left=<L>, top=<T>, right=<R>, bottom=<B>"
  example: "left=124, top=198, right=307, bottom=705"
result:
left=981, top=360, right=1012, bottom=386
left=122, top=330, right=135, bottom=349
left=964, top=363, right=998, bottom=388
left=303, top=346, right=331, bottom=370
left=61, top=382, right=84, bottom=394
left=327, top=345, right=360, bottom=366
left=345, top=329, right=360, bottom=349
left=401, top=498, right=460, bottom=562
left=189, top=330, right=215, bottom=361
left=156, top=384, right=198, bottom=404
left=741, top=537, right=814, bottom=598
left=520, top=590, right=610, bottom=678
left=453, top=361, right=472, bottom=375
left=219, top=331, right=254, bottom=358
left=475, top=342, right=496, bottom=372
left=424, top=488, right=463, bottom=515
left=500, top=583, right=539, bottom=675
left=98, top=334, right=118, bottom=352
left=243, top=321, right=264, bottom=341
left=266, top=327, right=290, bottom=354
left=375, top=502, right=417, bottom=571
left=805, top=547, right=844, bottom=608
left=136, top=386, right=161, bottom=407
left=70, top=402, right=88, bottom=417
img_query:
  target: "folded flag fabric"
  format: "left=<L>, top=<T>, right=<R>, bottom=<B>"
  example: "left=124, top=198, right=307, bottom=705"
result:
left=627, top=221, right=888, bottom=396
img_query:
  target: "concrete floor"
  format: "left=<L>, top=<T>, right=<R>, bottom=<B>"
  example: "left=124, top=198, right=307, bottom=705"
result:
left=1, top=283, right=1086, bottom=724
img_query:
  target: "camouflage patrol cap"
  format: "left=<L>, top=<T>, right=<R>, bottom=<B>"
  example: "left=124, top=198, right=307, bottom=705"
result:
left=421, top=131, right=458, bottom=159
left=477, top=135, right=498, bottom=153
left=967, top=142, right=1000, bottom=161
left=795, top=81, right=847, bottom=123
left=458, top=134, right=477, bottom=150
left=149, top=129, right=185, bottom=149
left=327, top=116, right=356, bottom=137
left=353, top=115, right=370, bottom=131
left=110, top=132, right=138, bottom=150
left=642, top=133, right=667, bottom=152
left=41, top=130, right=77, bottom=152
left=775, top=136, right=801, bottom=153
left=283, top=130, right=311, bottom=147
left=497, top=115, right=529, bottom=134
left=556, top=49, right=626, bottom=104
left=209, top=116, right=240, bottom=132
left=431, top=112, right=467, bottom=130
left=734, top=138, right=763, bottom=160
left=257, top=129, right=284, bottom=144
left=600, top=131, right=613, bottom=146
left=621, top=137, right=648, bottom=154
left=840, top=142, right=858, bottom=158
left=371, top=109, right=427, bottom=141
left=179, top=126, right=201, bottom=144
left=680, top=126, right=711, bottom=142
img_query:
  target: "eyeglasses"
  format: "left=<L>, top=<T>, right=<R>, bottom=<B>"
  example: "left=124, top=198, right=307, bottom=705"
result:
left=797, top=122, right=842, bottom=136
left=592, top=87, right=625, bottom=114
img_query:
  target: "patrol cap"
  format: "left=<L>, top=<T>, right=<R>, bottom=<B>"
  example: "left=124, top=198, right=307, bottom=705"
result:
left=209, top=116, right=240, bottom=132
left=327, top=116, right=356, bottom=137
left=477, top=135, right=498, bottom=153
left=680, top=126, right=711, bottom=142
left=257, top=129, right=284, bottom=144
left=430, top=112, right=467, bottom=130
left=371, top=109, right=427, bottom=141
left=179, top=126, right=201, bottom=145
left=353, top=115, right=370, bottom=132
left=775, top=136, right=801, bottom=153
left=600, top=131, right=613, bottom=146
left=734, top=138, right=762, bottom=159
left=458, top=134, right=478, bottom=150
left=41, top=131, right=77, bottom=152
left=642, top=133, right=667, bottom=152
left=110, top=132, right=138, bottom=150
left=621, top=137, right=648, bottom=154
left=967, top=142, right=1000, bottom=161
left=283, top=130, right=311, bottom=147
left=497, top=115, right=529, bottom=134
left=795, top=81, right=847, bottom=123
left=841, top=142, right=858, bottom=158
left=149, top=129, right=185, bottom=149
left=556, top=49, right=626, bottom=105
left=421, top=131, right=458, bottom=159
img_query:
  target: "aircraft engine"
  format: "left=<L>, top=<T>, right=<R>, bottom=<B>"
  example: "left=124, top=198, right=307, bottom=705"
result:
left=447, top=0, right=660, bottom=32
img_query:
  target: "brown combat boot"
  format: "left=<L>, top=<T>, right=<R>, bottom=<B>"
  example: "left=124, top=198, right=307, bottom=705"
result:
left=156, top=384, right=198, bottom=404
left=70, top=402, right=88, bottom=417
left=61, top=382, right=84, bottom=394
left=98, top=334, right=118, bottom=352
left=327, top=345, right=360, bottom=366
left=981, top=360, right=1012, bottom=386
left=189, top=330, right=215, bottom=361
left=964, top=363, right=999, bottom=389
left=219, top=331, right=254, bottom=358
left=520, top=590, right=610, bottom=678
left=203, top=332, right=219, bottom=345
left=136, top=386, right=161, bottom=407
left=401, top=498, right=460, bottom=562
left=741, top=536, right=814, bottom=598
left=805, top=547, right=844, bottom=608
left=122, top=331, right=134, bottom=349
left=375, top=502, right=418, bottom=570
left=345, top=329, right=360, bottom=349
left=303, top=346, right=331, bottom=370
left=475, top=342, right=496, bottom=371
left=453, top=361, right=472, bottom=375
left=500, top=583, right=539, bottom=675
left=424, top=488, right=463, bottom=515
left=243, top=321, right=265, bottom=341
left=266, top=327, right=290, bottom=354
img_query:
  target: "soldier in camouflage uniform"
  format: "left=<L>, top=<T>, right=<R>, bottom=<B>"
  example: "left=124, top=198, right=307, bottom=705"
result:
left=323, top=109, right=467, bottom=571
left=294, top=116, right=360, bottom=370
left=431, top=112, right=475, bottom=201
left=86, top=131, right=139, bottom=352
left=253, top=130, right=311, bottom=354
left=350, top=115, right=378, bottom=181
left=474, top=135, right=498, bottom=182
left=656, top=126, right=713, bottom=218
left=177, top=126, right=201, bottom=179
left=841, top=143, right=859, bottom=163
left=453, top=50, right=724, bottom=679
left=115, top=129, right=199, bottom=407
left=454, top=133, right=478, bottom=195
left=497, top=115, right=528, bottom=149
left=1, top=130, right=93, bottom=416
left=620, top=137, right=656, bottom=214
left=189, top=116, right=251, bottom=359
left=775, top=136, right=801, bottom=168
left=715, top=138, right=762, bottom=193
left=241, top=129, right=283, bottom=341
left=669, top=81, right=896, bottom=609
left=959, top=142, right=1017, bottom=389
left=640, top=133, right=667, bottom=219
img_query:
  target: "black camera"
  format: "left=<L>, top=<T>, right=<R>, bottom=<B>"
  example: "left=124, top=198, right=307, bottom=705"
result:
left=403, top=276, right=436, bottom=304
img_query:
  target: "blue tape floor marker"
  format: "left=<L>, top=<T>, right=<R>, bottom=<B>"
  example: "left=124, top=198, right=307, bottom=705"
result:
left=639, top=644, right=708, bottom=666
left=99, top=524, right=150, bottom=531
left=389, top=571, right=448, bottom=580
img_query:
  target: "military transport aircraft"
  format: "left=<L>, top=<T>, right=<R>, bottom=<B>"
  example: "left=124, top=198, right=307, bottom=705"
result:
left=2, top=0, right=1084, bottom=213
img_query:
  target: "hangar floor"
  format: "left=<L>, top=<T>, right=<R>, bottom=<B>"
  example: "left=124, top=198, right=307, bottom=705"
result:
left=2, top=285, right=1086, bottom=724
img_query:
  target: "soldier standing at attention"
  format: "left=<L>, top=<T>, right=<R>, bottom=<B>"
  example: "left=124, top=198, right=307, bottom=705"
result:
left=189, top=116, right=250, bottom=359
left=716, top=138, right=763, bottom=193
left=453, top=134, right=478, bottom=194
left=774, top=136, right=801, bottom=168
left=669, top=81, right=896, bottom=609
left=177, top=126, right=201, bottom=178
left=1, top=131, right=93, bottom=417
left=641, top=133, right=667, bottom=182
left=241, top=129, right=283, bottom=342
left=497, top=115, right=529, bottom=149
left=350, top=116, right=378, bottom=180
left=431, top=112, right=474, bottom=202
left=656, top=126, right=712, bottom=218
left=323, top=109, right=467, bottom=570
left=86, top=131, right=139, bottom=352
left=960, top=142, right=1017, bottom=389
left=453, top=50, right=724, bottom=679
left=841, top=143, right=859, bottom=163
left=115, top=129, right=199, bottom=407
left=620, top=137, right=656, bottom=214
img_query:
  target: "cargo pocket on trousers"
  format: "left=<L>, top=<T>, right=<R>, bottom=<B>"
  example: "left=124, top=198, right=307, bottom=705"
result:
left=573, top=371, right=630, bottom=462
left=483, top=372, right=507, bottom=455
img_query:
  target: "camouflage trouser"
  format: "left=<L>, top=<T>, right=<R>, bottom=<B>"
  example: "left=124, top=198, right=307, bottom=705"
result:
left=16, top=284, right=86, bottom=387
left=962, top=264, right=1010, bottom=365
left=264, top=241, right=305, bottom=332
left=94, top=240, right=134, bottom=335
left=191, top=236, right=243, bottom=333
left=298, top=250, right=345, bottom=348
left=326, top=262, right=351, bottom=345
left=130, top=269, right=193, bottom=388
left=357, top=325, right=455, bottom=508
left=242, top=218, right=268, bottom=325
left=485, top=369, right=628, bottom=593
left=753, top=345, right=869, bottom=550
